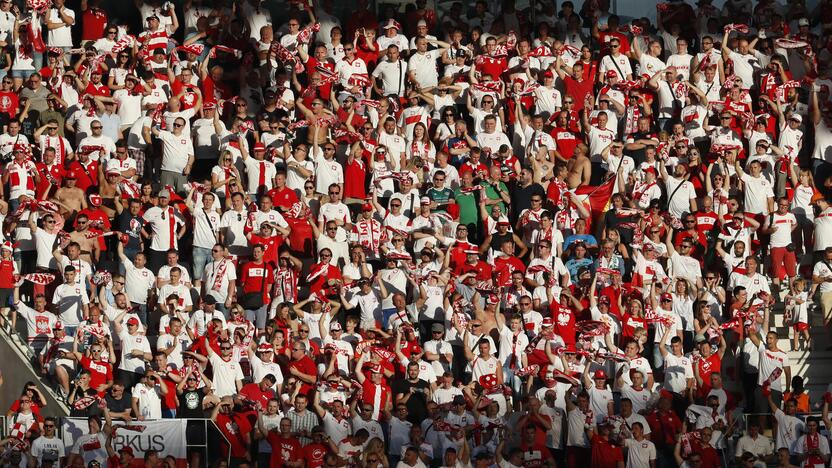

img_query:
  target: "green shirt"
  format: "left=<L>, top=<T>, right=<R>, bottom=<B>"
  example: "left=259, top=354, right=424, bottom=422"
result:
left=427, top=187, right=454, bottom=211
left=454, top=189, right=479, bottom=225
left=483, top=180, right=508, bottom=214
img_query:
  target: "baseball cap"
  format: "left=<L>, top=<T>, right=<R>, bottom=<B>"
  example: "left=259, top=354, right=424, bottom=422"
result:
left=65, top=170, right=77, bottom=179
left=605, top=70, right=617, bottom=78
left=383, top=19, right=400, bottom=29
left=257, top=343, right=274, bottom=353
left=126, top=317, right=140, bottom=326
left=203, top=102, right=216, bottom=110
left=790, top=114, right=803, bottom=123
left=157, top=189, right=170, bottom=199
left=89, top=194, right=102, bottom=207
left=798, top=18, right=810, bottom=26
left=593, top=369, right=607, bottom=380
left=431, top=323, right=444, bottom=333
left=361, top=203, right=373, bottom=212
left=203, top=296, right=217, bottom=305
left=660, top=293, right=673, bottom=302
left=420, top=196, right=431, bottom=205
left=330, top=322, right=343, bottom=331
left=694, top=334, right=708, bottom=344
left=253, top=142, right=267, bottom=152
left=541, top=317, right=554, bottom=327
left=53, top=321, right=64, bottom=330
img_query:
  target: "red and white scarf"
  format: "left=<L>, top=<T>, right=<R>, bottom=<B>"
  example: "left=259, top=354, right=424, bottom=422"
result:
left=211, top=258, right=230, bottom=293
left=355, top=218, right=385, bottom=255
left=274, top=267, right=298, bottom=303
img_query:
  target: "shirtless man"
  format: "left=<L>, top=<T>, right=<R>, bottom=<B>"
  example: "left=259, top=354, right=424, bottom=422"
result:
left=296, top=97, right=334, bottom=145
left=566, top=143, right=591, bottom=189
left=96, top=168, right=119, bottom=219
left=65, top=214, right=100, bottom=264
left=51, top=171, right=87, bottom=217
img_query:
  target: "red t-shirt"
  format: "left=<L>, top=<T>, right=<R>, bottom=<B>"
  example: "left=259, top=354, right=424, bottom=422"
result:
left=248, top=235, right=283, bottom=266
left=288, top=356, right=318, bottom=394
left=67, top=160, right=99, bottom=192
left=216, top=412, right=252, bottom=458
left=301, top=442, right=329, bottom=468
left=549, top=300, right=577, bottom=345
left=590, top=434, right=624, bottom=468
left=80, top=356, right=113, bottom=395
left=563, top=75, right=594, bottom=111
left=696, top=353, right=722, bottom=397
left=36, top=162, right=64, bottom=198
left=494, top=255, right=526, bottom=286
left=0, top=91, right=19, bottom=117
left=343, top=158, right=368, bottom=200
left=267, top=187, right=299, bottom=210
left=81, top=7, right=108, bottom=41
left=267, top=433, right=301, bottom=467
left=550, top=126, right=580, bottom=159
left=476, top=56, right=508, bottom=80
left=240, top=261, right=274, bottom=304
left=239, top=382, right=275, bottom=411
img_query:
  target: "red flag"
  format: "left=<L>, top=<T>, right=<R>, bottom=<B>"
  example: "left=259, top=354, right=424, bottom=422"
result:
left=574, top=176, right=616, bottom=219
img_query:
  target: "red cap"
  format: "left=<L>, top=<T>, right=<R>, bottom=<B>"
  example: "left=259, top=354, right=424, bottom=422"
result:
left=496, top=221, right=511, bottom=227
left=543, top=70, right=554, bottom=78
left=203, top=102, right=216, bottom=110
left=605, top=70, right=618, bottom=78
left=643, top=167, right=657, bottom=176
left=361, top=203, right=373, bottom=212
left=541, top=317, right=554, bottom=327
left=594, top=369, right=607, bottom=380
left=89, top=194, right=102, bottom=207
left=411, top=344, right=423, bottom=354
left=119, top=446, right=134, bottom=456
left=65, top=170, right=77, bottom=179
left=126, top=317, right=140, bottom=326
left=661, top=293, right=673, bottom=302
left=253, top=142, right=266, bottom=152
left=53, top=321, right=64, bottom=330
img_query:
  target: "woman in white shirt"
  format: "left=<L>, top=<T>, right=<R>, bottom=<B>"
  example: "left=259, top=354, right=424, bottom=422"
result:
left=405, top=122, right=436, bottom=168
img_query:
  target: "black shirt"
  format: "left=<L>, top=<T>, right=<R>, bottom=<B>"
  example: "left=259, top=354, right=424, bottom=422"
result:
left=391, top=377, right=431, bottom=425
left=115, top=211, right=143, bottom=251
left=104, top=394, right=132, bottom=417
left=178, top=387, right=208, bottom=418
left=510, top=182, right=546, bottom=223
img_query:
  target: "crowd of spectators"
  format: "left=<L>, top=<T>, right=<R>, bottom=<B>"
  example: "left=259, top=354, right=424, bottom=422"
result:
left=1, top=0, right=832, bottom=466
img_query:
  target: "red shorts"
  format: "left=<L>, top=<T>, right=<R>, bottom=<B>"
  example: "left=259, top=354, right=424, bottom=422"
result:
left=793, top=322, right=809, bottom=332
left=770, top=246, right=797, bottom=280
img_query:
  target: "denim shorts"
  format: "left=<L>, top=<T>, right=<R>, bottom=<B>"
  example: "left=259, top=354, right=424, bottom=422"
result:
left=192, top=246, right=212, bottom=281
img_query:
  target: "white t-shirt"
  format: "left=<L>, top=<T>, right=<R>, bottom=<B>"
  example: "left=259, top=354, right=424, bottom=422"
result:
left=118, top=330, right=151, bottom=373
left=46, top=7, right=75, bottom=47
left=122, top=257, right=156, bottom=305
left=665, top=176, right=696, bottom=219
left=209, top=353, right=244, bottom=397
left=158, top=131, right=194, bottom=173
left=769, top=212, right=797, bottom=248
left=757, top=343, right=788, bottom=392
left=407, top=49, right=443, bottom=88
left=624, top=438, right=657, bottom=468
left=132, top=382, right=163, bottom=419
left=741, top=173, right=774, bottom=215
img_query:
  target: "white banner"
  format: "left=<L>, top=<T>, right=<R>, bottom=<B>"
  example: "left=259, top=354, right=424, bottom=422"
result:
left=62, top=418, right=188, bottom=461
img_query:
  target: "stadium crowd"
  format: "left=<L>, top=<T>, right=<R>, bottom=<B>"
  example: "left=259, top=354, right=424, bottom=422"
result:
left=2, top=0, right=832, bottom=466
